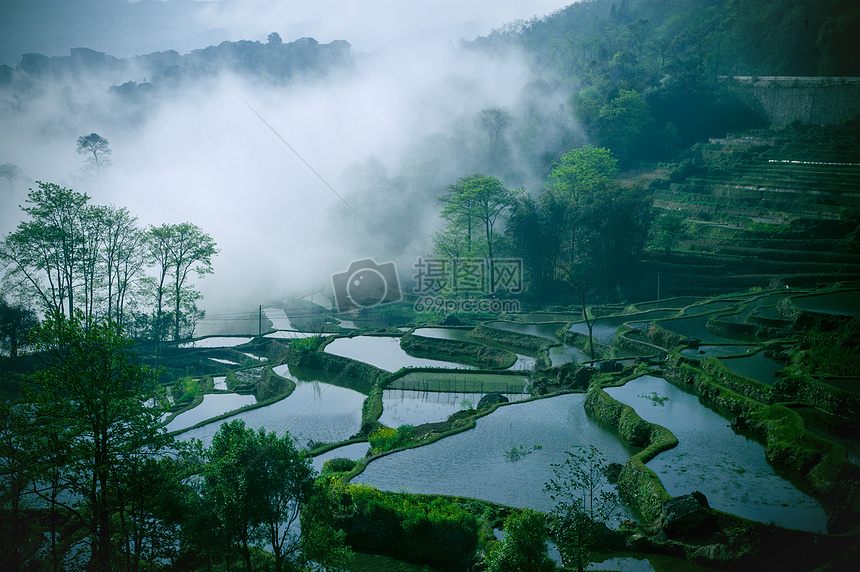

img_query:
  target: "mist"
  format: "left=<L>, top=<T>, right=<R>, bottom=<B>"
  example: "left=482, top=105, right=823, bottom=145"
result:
left=0, top=0, right=578, bottom=321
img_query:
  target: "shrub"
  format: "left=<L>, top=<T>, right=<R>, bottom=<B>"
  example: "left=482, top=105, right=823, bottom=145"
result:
left=322, top=457, right=357, bottom=474
left=368, top=424, right=414, bottom=452
left=172, top=376, right=200, bottom=404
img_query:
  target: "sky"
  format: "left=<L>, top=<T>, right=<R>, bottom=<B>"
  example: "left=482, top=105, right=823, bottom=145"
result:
left=0, top=0, right=578, bottom=322
left=0, top=0, right=574, bottom=66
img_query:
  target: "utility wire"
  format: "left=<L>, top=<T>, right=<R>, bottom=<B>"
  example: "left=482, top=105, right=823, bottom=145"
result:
left=524, top=110, right=604, bottom=192
left=233, top=91, right=365, bottom=223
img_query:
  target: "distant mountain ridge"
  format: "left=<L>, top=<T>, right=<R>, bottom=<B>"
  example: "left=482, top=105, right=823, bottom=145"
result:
left=0, top=36, right=352, bottom=91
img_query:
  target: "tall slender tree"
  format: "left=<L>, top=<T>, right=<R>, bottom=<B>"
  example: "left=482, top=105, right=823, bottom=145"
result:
left=24, top=313, right=170, bottom=572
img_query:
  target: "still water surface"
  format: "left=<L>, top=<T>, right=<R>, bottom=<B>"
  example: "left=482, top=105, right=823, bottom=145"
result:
left=353, top=394, right=632, bottom=517
left=604, top=376, right=827, bottom=532
left=166, top=393, right=256, bottom=432
left=380, top=389, right=529, bottom=427
left=178, top=364, right=365, bottom=448
left=325, top=336, right=476, bottom=371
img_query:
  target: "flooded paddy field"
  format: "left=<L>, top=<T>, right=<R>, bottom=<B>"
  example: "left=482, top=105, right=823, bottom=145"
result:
left=604, top=376, right=827, bottom=532
left=353, top=393, right=634, bottom=519
left=177, top=364, right=365, bottom=448
left=324, top=335, right=476, bottom=371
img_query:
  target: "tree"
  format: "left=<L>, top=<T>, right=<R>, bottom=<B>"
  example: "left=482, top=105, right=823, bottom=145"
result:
left=145, top=222, right=217, bottom=342
left=0, top=162, right=22, bottom=187
left=485, top=509, right=555, bottom=572
left=100, top=205, right=145, bottom=327
left=23, top=312, right=170, bottom=572
left=76, top=133, right=112, bottom=176
left=544, top=446, right=620, bottom=572
left=477, top=107, right=514, bottom=175
left=435, top=174, right=519, bottom=262
left=202, top=420, right=347, bottom=572
left=0, top=297, right=39, bottom=357
left=656, top=212, right=685, bottom=253
left=0, top=182, right=90, bottom=318
left=268, top=32, right=283, bottom=45
left=546, top=148, right=652, bottom=296
left=548, top=146, right=619, bottom=198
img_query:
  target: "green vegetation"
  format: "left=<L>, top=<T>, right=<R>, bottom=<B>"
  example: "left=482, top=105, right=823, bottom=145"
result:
left=485, top=509, right=555, bottom=572
left=545, top=445, right=621, bottom=571
left=335, top=483, right=480, bottom=567
left=639, top=391, right=669, bottom=406
left=0, top=182, right=217, bottom=341
left=504, top=444, right=542, bottom=462
left=369, top=424, right=415, bottom=453
left=506, top=146, right=653, bottom=300
left=7, top=313, right=174, bottom=571
left=172, top=375, right=202, bottom=405
left=201, top=420, right=349, bottom=572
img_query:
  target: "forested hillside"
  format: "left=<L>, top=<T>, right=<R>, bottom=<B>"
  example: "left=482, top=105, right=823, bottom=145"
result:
left=467, top=0, right=860, bottom=166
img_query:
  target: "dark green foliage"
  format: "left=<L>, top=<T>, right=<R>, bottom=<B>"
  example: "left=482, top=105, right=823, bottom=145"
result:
left=202, top=419, right=349, bottom=572
left=322, top=457, right=358, bottom=474
left=544, top=445, right=620, bottom=571
left=485, top=509, right=555, bottom=572
left=507, top=147, right=653, bottom=299
left=368, top=424, right=415, bottom=453
left=0, top=298, right=38, bottom=357
left=340, top=484, right=480, bottom=567
left=22, top=313, right=174, bottom=572
left=289, top=334, right=324, bottom=356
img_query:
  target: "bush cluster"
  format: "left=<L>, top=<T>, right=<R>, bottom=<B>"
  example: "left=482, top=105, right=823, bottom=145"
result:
left=368, top=424, right=414, bottom=452
left=343, top=484, right=480, bottom=566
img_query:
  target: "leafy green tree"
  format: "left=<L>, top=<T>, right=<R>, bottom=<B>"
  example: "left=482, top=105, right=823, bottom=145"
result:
left=485, top=509, right=555, bottom=572
left=99, top=205, right=146, bottom=327
left=23, top=312, right=171, bottom=572
left=594, top=89, right=650, bottom=166
left=202, top=419, right=348, bottom=572
left=656, top=212, right=685, bottom=253
left=145, top=222, right=217, bottom=342
left=548, top=146, right=619, bottom=198
left=0, top=297, right=38, bottom=357
left=76, top=133, right=112, bottom=176
left=1, top=183, right=91, bottom=317
left=544, top=446, right=620, bottom=572
left=435, top=175, right=520, bottom=262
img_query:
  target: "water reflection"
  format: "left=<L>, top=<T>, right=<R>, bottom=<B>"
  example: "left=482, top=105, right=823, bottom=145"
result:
left=166, top=393, right=256, bottom=432
left=380, top=389, right=529, bottom=427
left=177, top=365, right=365, bottom=448
left=793, top=290, right=860, bottom=316
left=604, top=376, right=827, bottom=532
left=484, top=321, right=565, bottom=341
left=178, top=336, right=252, bottom=348
left=718, top=353, right=784, bottom=386
left=549, top=344, right=589, bottom=365
left=353, top=394, right=632, bottom=517
left=324, top=336, right=476, bottom=371
left=568, top=322, right=619, bottom=345
left=312, top=442, right=370, bottom=474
